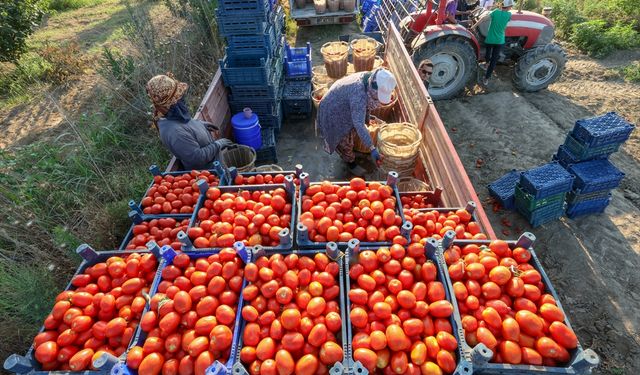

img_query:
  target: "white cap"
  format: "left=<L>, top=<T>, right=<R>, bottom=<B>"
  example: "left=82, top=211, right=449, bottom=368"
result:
left=375, top=69, right=397, bottom=105
left=502, top=0, right=514, bottom=7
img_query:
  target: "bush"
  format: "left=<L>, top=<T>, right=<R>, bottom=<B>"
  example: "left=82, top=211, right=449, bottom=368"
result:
left=572, top=20, right=640, bottom=57
left=621, top=63, right=640, bottom=82
left=46, top=0, right=103, bottom=12
left=571, top=20, right=614, bottom=57
left=39, top=42, right=86, bottom=83
left=0, top=0, right=46, bottom=62
left=545, top=0, right=585, bottom=39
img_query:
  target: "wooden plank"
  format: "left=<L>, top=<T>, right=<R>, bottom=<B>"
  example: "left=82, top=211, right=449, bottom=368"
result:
left=166, top=68, right=229, bottom=172
left=385, top=23, right=496, bottom=239
left=384, top=24, right=429, bottom=126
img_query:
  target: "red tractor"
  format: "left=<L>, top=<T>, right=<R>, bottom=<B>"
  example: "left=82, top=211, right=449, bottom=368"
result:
left=399, top=0, right=567, bottom=100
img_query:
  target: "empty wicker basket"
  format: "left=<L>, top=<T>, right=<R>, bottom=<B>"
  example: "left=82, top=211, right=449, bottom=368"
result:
left=220, top=145, right=256, bottom=172
left=377, top=122, right=422, bottom=177
left=321, top=41, right=349, bottom=78
left=397, top=178, right=431, bottom=192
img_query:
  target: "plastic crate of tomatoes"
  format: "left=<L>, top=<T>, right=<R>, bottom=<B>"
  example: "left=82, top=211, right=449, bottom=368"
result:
left=112, top=244, right=250, bottom=375
left=225, top=165, right=302, bottom=186
left=4, top=245, right=160, bottom=375
left=438, top=232, right=600, bottom=374
left=183, top=181, right=296, bottom=251
left=402, top=202, right=486, bottom=244
left=230, top=245, right=348, bottom=375
left=130, top=164, right=224, bottom=219
left=296, top=176, right=410, bottom=248
left=344, top=239, right=472, bottom=375
left=398, top=188, right=444, bottom=210
left=120, top=214, right=192, bottom=251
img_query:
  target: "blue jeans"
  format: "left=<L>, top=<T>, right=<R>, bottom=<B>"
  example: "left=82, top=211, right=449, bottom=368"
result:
left=485, top=43, right=504, bottom=79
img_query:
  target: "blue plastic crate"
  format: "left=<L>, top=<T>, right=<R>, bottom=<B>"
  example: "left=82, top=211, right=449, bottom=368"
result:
left=345, top=240, right=472, bottom=375
left=119, top=214, right=194, bottom=250
left=553, top=144, right=609, bottom=168
left=230, top=247, right=347, bottom=375
left=438, top=233, right=600, bottom=374
left=285, top=41, right=311, bottom=61
left=129, top=164, right=224, bottom=220
left=567, top=159, right=625, bottom=194
left=217, top=0, right=270, bottom=15
left=110, top=245, right=250, bottom=375
left=224, top=12, right=283, bottom=60
left=216, top=6, right=280, bottom=37
left=284, top=56, right=312, bottom=80
left=296, top=177, right=410, bottom=248
left=220, top=55, right=274, bottom=87
left=572, top=112, right=635, bottom=148
left=283, top=80, right=312, bottom=117
left=257, top=102, right=282, bottom=130
left=4, top=246, right=161, bottom=375
left=229, top=97, right=280, bottom=116
left=185, top=181, right=296, bottom=252
left=255, top=127, right=278, bottom=163
left=516, top=199, right=565, bottom=227
left=487, top=169, right=521, bottom=210
left=566, top=189, right=612, bottom=205
left=519, top=162, right=574, bottom=199
left=566, top=195, right=611, bottom=218
left=225, top=167, right=301, bottom=186
left=563, top=132, right=621, bottom=160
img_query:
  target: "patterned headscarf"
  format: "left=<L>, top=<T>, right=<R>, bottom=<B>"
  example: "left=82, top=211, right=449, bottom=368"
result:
left=146, top=73, right=189, bottom=128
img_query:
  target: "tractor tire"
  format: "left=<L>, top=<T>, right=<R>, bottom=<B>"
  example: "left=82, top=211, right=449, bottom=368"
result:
left=513, top=43, right=567, bottom=92
left=412, top=36, right=477, bottom=100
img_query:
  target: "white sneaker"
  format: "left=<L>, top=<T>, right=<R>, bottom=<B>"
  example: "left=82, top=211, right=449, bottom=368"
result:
left=482, top=77, right=490, bottom=86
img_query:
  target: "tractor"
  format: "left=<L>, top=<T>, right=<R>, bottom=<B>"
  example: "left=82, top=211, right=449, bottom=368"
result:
left=399, top=0, right=567, bottom=100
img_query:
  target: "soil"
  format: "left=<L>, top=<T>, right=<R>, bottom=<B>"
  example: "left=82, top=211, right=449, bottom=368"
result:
left=278, top=27, right=640, bottom=374
left=434, top=47, right=640, bottom=374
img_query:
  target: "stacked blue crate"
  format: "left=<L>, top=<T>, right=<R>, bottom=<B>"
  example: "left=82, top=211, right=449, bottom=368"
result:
left=552, top=112, right=634, bottom=218
left=564, top=159, right=624, bottom=218
left=283, top=42, right=313, bottom=120
left=217, top=0, right=285, bottom=164
left=515, top=162, right=574, bottom=227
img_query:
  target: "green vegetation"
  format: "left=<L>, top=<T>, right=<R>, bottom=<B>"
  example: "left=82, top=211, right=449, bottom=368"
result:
left=46, top=0, right=105, bottom=12
left=0, top=0, right=222, bottom=361
left=544, top=0, right=640, bottom=57
left=0, top=1, right=47, bottom=62
left=620, top=62, right=640, bottom=82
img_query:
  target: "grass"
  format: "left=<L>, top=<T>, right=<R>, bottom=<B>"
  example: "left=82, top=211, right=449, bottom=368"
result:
left=620, top=62, right=640, bottom=82
left=47, top=0, right=105, bottom=12
left=0, top=0, right=221, bottom=362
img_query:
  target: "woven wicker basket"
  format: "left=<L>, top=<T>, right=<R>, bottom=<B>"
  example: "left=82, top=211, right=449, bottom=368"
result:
left=314, top=0, right=327, bottom=13
left=397, top=178, right=431, bottom=192
left=221, top=145, right=256, bottom=172
left=342, top=0, right=356, bottom=11
left=312, top=73, right=335, bottom=92
left=321, top=41, right=349, bottom=78
left=370, top=89, right=398, bottom=121
left=377, top=122, right=422, bottom=177
left=312, top=87, right=327, bottom=110
left=254, top=164, right=284, bottom=172
left=327, top=0, right=339, bottom=12
left=354, top=115, right=385, bottom=153
left=373, top=56, right=384, bottom=69
left=351, top=38, right=380, bottom=72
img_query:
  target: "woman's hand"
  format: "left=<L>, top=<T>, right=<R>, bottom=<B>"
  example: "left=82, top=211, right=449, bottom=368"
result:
left=371, top=148, right=384, bottom=167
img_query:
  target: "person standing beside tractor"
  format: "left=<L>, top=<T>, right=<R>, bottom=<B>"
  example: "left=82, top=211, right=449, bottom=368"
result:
left=316, top=68, right=397, bottom=176
left=482, top=0, right=513, bottom=85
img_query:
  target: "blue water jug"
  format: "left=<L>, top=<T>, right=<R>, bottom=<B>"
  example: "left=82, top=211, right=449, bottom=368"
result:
left=231, top=108, right=262, bottom=150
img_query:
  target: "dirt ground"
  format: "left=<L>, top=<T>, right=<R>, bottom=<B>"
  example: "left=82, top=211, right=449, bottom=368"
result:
left=278, top=27, right=640, bottom=374
left=434, top=49, right=640, bottom=374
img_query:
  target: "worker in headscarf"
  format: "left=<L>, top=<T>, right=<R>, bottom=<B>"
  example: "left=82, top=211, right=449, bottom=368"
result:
left=316, top=68, right=397, bottom=176
left=146, top=74, right=233, bottom=170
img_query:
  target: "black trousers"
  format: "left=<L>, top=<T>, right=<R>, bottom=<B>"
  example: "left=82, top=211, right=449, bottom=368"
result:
left=485, top=43, right=504, bottom=79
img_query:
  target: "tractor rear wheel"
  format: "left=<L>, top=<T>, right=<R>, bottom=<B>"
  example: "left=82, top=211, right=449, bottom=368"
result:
left=412, top=36, right=477, bottom=100
left=513, top=43, right=566, bottom=92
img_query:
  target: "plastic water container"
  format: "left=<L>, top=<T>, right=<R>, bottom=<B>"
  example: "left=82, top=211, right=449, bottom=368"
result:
left=231, top=108, right=262, bottom=150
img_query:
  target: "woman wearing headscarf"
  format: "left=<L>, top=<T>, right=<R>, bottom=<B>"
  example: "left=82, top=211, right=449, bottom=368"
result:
left=146, top=74, right=233, bottom=170
left=316, top=68, right=397, bottom=176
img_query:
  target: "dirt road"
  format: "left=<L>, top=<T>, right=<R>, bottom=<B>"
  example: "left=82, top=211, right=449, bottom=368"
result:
left=435, top=49, right=640, bottom=374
